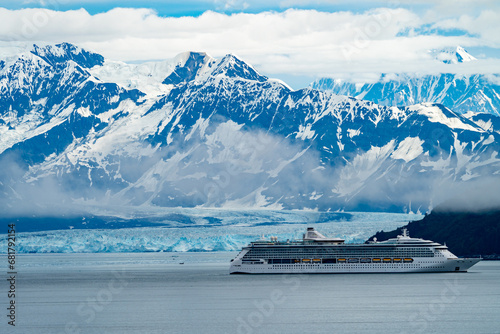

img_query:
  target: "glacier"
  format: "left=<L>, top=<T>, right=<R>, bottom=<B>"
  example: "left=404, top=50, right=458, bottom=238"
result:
left=0, top=209, right=422, bottom=253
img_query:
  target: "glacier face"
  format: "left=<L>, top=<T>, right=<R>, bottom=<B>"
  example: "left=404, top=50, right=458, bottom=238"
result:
left=0, top=209, right=423, bottom=253
left=1, top=43, right=500, bottom=215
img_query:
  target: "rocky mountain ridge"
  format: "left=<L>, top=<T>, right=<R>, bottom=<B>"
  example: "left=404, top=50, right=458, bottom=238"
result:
left=311, top=47, right=500, bottom=116
left=1, top=43, right=499, bottom=215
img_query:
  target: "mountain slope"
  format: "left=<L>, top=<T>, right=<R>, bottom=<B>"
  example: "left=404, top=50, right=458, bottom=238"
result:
left=1, top=43, right=500, bottom=215
left=311, top=47, right=500, bottom=116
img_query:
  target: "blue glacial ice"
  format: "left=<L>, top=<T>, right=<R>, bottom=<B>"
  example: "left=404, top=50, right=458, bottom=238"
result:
left=0, top=209, right=422, bottom=253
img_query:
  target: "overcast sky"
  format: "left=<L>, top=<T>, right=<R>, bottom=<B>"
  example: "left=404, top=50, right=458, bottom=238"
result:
left=1, top=0, right=499, bottom=88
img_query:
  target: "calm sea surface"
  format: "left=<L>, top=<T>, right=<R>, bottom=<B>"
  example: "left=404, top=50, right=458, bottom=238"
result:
left=2, top=252, right=499, bottom=334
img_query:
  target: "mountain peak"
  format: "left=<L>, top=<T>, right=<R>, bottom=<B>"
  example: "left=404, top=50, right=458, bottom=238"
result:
left=454, top=46, right=477, bottom=63
left=173, top=51, right=210, bottom=65
left=432, top=45, right=477, bottom=64
left=212, top=54, right=267, bottom=82
left=31, top=42, right=105, bottom=68
left=162, top=51, right=213, bottom=85
left=162, top=52, right=268, bottom=85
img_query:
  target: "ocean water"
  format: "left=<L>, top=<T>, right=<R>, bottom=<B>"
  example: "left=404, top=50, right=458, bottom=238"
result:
left=2, top=253, right=499, bottom=334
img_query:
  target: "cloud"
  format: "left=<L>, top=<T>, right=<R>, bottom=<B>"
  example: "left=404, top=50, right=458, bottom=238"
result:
left=4, top=116, right=498, bottom=214
left=432, top=10, right=500, bottom=45
left=0, top=6, right=499, bottom=87
left=213, top=0, right=249, bottom=11
left=0, top=117, right=337, bottom=214
left=428, top=175, right=500, bottom=213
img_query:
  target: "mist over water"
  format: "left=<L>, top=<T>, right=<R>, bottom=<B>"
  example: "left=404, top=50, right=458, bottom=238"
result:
left=432, top=177, right=500, bottom=212
left=1, top=117, right=499, bottom=216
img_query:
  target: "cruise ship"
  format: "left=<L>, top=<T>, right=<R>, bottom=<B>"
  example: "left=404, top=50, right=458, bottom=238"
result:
left=229, top=227, right=481, bottom=274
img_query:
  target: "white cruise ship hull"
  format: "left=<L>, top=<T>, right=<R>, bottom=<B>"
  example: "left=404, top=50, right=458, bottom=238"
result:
left=229, top=228, right=482, bottom=274
left=230, top=257, right=481, bottom=274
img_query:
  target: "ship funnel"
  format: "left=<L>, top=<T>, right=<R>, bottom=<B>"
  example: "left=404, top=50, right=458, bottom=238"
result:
left=304, top=227, right=326, bottom=240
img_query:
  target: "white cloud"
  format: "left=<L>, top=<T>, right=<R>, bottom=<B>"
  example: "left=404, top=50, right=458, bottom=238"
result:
left=432, top=10, right=500, bottom=45
left=214, top=0, right=249, bottom=11
left=0, top=6, right=499, bottom=87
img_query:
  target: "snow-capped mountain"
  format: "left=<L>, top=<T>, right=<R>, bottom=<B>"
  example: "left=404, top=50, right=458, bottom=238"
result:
left=1, top=43, right=500, bottom=215
left=311, top=47, right=500, bottom=116
left=464, top=111, right=500, bottom=134
left=430, top=45, right=477, bottom=64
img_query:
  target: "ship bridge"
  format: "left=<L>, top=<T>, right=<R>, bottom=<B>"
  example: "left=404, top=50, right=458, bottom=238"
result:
left=303, top=227, right=345, bottom=244
left=375, top=229, right=445, bottom=248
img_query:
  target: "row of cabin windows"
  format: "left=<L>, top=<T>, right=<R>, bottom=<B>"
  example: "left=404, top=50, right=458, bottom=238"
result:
left=244, top=251, right=433, bottom=259
left=246, top=248, right=434, bottom=256
left=266, top=258, right=415, bottom=264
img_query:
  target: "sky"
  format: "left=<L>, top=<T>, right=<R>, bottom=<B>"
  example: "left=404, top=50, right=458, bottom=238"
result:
left=0, top=0, right=499, bottom=88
